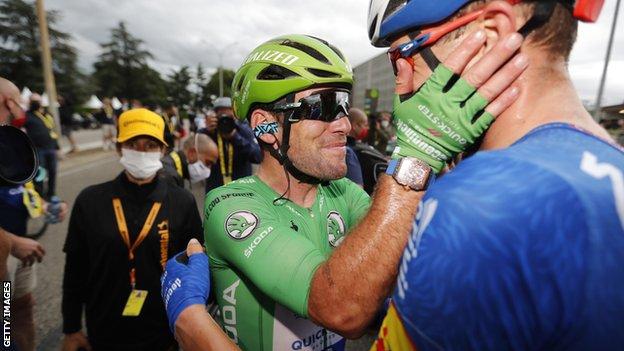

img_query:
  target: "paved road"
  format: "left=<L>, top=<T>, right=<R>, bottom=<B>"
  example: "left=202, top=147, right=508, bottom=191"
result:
left=31, top=147, right=374, bottom=350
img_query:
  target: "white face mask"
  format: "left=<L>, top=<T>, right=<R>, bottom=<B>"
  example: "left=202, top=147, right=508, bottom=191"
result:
left=380, top=120, right=390, bottom=129
left=188, top=160, right=212, bottom=183
left=120, top=148, right=163, bottom=180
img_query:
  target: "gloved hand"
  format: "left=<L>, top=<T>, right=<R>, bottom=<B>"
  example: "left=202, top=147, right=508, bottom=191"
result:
left=392, top=64, right=493, bottom=172
left=391, top=31, right=528, bottom=173
left=160, top=238, right=210, bottom=333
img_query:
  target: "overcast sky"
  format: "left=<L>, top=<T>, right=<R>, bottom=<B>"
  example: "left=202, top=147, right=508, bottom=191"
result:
left=46, top=0, right=623, bottom=106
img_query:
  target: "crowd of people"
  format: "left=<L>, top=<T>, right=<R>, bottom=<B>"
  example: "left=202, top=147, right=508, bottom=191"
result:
left=0, top=0, right=622, bottom=350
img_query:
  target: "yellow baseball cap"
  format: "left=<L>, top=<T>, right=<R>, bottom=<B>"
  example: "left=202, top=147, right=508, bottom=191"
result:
left=117, top=108, right=168, bottom=146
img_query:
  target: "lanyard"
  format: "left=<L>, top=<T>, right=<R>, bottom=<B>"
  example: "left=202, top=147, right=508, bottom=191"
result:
left=217, top=133, right=234, bottom=184
left=34, top=111, right=58, bottom=140
left=112, top=198, right=162, bottom=289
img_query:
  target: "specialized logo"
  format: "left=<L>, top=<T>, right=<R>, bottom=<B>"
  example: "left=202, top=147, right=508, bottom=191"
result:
left=327, top=211, right=346, bottom=247
left=225, top=211, right=258, bottom=240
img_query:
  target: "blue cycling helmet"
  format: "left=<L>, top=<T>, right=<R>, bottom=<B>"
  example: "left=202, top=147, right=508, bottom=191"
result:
left=368, top=0, right=471, bottom=47
left=368, top=0, right=605, bottom=47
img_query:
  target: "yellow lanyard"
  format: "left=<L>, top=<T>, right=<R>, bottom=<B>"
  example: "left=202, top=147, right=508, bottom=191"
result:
left=34, top=111, right=58, bottom=140
left=217, top=134, right=234, bottom=184
left=112, top=198, right=162, bottom=288
left=169, top=151, right=183, bottom=177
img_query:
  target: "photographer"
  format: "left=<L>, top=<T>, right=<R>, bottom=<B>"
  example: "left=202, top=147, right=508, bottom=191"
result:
left=1, top=77, right=68, bottom=351
left=199, top=97, right=261, bottom=193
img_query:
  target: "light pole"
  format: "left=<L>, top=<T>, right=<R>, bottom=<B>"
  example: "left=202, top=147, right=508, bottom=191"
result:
left=593, top=0, right=621, bottom=121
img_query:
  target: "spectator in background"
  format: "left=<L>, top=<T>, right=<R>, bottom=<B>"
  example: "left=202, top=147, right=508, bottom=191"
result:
left=373, top=111, right=395, bottom=155
left=58, top=96, right=77, bottom=154
left=345, top=108, right=366, bottom=186
left=96, top=98, right=117, bottom=151
left=193, top=109, right=208, bottom=131
left=24, top=94, right=59, bottom=199
left=161, top=132, right=218, bottom=188
left=199, top=97, right=261, bottom=193
left=61, top=108, right=203, bottom=351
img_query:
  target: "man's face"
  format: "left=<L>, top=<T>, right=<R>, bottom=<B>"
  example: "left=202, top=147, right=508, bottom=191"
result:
left=287, top=88, right=351, bottom=180
left=389, top=25, right=476, bottom=89
left=0, top=84, right=23, bottom=124
left=118, top=136, right=164, bottom=155
left=186, top=145, right=218, bottom=167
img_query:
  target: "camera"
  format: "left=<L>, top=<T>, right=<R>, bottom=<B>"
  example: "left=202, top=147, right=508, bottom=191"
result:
left=0, top=125, right=38, bottom=186
left=217, top=114, right=237, bottom=135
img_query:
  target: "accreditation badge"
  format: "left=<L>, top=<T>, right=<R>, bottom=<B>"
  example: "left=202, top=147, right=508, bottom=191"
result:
left=122, top=289, right=148, bottom=316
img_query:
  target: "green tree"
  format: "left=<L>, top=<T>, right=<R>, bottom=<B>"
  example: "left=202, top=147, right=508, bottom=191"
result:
left=193, top=63, right=210, bottom=109
left=0, top=0, right=89, bottom=103
left=166, top=65, right=192, bottom=108
left=92, top=21, right=166, bottom=104
left=204, top=68, right=235, bottom=99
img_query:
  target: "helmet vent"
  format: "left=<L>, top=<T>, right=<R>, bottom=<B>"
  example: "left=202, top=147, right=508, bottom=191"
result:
left=369, top=15, right=378, bottom=39
left=258, top=64, right=299, bottom=80
left=384, top=0, right=408, bottom=20
left=280, top=40, right=330, bottom=64
left=306, top=68, right=340, bottom=78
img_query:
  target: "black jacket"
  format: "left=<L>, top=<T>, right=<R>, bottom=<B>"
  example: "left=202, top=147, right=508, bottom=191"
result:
left=24, top=111, right=59, bottom=150
left=62, top=173, right=203, bottom=350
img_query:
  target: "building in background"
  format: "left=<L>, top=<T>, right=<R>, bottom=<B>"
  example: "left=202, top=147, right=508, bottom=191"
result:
left=352, top=53, right=394, bottom=115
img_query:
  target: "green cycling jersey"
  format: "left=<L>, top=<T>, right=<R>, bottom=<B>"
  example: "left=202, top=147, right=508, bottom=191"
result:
left=204, top=175, right=370, bottom=351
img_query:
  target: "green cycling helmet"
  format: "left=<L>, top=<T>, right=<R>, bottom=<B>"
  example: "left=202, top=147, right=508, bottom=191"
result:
left=232, top=34, right=354, bottom=120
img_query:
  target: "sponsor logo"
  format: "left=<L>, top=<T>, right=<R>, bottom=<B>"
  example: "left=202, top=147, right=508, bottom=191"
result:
left=244, top=50, right=300, bottom=66
left=418, top=104, right=467, bottom=145
left=221, top=280, right=240, bottom=343
left=395, top=119, right=447, bottom=161
left=225, top=211, right=258, bottom=240
left=243, top=226, right=274, bottom=258
left=207, top=193, right=256, bottom=212
left=327, top=211, right=346, bottom=247
left=235, top=177, right=256, bottom=184
left=291, top=328, right=342, bottom=350
left=397, top=199, right=437, bottom=300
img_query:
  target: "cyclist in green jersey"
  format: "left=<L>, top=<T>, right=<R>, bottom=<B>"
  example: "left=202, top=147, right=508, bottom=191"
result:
left=162, top=32, right=526, bottom=351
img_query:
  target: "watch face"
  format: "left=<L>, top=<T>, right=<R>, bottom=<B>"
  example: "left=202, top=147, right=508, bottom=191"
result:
left=396, top=158, right=431, bottom=190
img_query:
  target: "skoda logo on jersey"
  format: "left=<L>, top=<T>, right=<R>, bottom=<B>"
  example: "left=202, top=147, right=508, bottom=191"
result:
left=327, top=211, right=346, bottom=247
left=225, top=211, right=258, bottom=240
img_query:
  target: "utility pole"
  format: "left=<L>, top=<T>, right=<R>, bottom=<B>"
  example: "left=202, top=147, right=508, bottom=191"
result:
left=210, top=42, right=237, bottom=97
left=35, top=0, right=61, bottom=133
left=593, top=0, right=621, bottom=121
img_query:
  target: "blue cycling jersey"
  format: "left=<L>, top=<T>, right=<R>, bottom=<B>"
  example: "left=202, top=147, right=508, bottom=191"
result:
left=375, top=123, right=624, bottom=351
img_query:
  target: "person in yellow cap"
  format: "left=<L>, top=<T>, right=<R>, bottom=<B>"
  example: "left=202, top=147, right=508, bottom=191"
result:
left=61, top=108, right=203, bottom=351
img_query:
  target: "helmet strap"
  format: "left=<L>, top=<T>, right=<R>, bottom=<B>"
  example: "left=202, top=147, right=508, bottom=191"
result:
left=518, top=0, right=557, bottom=38
left=420, top=47, right=441, bottom=72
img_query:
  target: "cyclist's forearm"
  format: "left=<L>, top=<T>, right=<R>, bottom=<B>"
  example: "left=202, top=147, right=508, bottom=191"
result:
left=308, top=175, right=423, bottom=338
left=175, top=304, right=239, bottom=351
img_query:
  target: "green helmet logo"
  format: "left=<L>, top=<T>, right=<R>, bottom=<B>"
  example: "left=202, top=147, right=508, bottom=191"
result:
left=232, top=34, right=354, bottom=120
left=225, top=211, right=259, bottom=240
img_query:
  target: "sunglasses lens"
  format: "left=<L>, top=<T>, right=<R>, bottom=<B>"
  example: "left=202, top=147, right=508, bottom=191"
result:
left=294, top=91, right=349, bottom=122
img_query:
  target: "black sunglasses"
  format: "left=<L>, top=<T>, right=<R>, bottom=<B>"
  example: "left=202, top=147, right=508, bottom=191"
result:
left=273, top=90, right=350, bottom=123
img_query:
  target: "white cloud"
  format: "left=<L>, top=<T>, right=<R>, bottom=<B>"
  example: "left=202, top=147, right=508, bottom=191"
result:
left=46, top=0, right=622, bottom=105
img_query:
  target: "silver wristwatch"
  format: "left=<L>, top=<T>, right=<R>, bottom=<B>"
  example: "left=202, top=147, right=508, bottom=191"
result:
left=386, top=157, right=434, bottom=191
